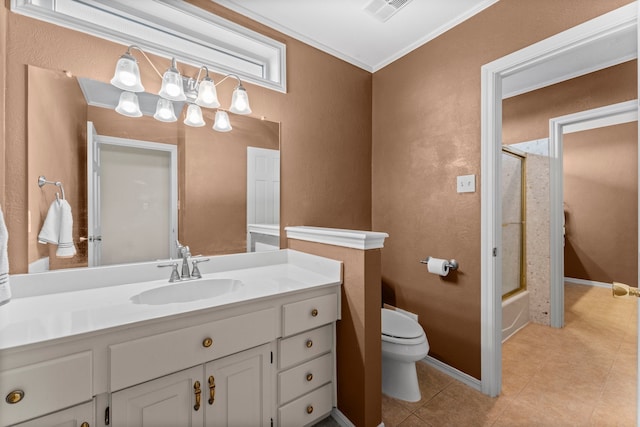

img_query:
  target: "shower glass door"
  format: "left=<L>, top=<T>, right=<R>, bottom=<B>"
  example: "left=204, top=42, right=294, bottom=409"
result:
left=501, top=148, right=526, bottom=298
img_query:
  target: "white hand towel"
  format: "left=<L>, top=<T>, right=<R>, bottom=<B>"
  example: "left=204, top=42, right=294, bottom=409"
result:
left=56, top=200, right=76, bottom=258
left=0, top=203, right=11, bottom=306
left=38, top=200, right=62, bottom=245
left=37, top=200, right=76, bottom=258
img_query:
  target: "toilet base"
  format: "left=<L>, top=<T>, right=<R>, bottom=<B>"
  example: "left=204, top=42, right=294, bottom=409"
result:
left=381, top=358, right=421, bottom=402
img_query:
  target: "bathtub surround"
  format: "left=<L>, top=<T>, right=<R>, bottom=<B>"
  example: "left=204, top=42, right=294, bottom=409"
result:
left=286, top=226, right=388, bottom=427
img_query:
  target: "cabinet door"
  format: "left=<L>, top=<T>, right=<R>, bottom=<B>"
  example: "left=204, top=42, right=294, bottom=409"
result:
left=12, top=400, right=94, bottom=427
left=111, top=366, right=204, bottom=427
left=205, top=344, right=272, bottom=427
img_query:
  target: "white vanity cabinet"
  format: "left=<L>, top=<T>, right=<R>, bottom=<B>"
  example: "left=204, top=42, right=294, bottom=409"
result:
left=0, top=250, right=342, bottom=427
left=0, top=351, right=93, bottom=426
left=12, top=401, right=94, bottom=427
left=111, top=344, right=272, bottom=427
left=277, top=294, right=338, bottom=427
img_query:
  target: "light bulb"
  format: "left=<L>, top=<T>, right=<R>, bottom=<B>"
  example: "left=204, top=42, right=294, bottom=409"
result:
left=115, top=91, right=142, bottom=117
left=229, top=84, right=251, bottom=115
left=213, top=110, right=232, bottom=132
left=153, top=98, right=177, bottom=122
left=195, top=77, right=220, bottom=108
left=184, top=104, right=205, bottom=127
left=111, top=52, right=144, bottom=92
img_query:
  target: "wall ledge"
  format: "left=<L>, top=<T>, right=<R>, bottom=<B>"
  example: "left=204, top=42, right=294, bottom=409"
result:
left=285, top=226, right=388, bottom=250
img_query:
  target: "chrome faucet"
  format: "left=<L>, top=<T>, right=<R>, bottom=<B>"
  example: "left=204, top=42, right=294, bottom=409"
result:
left=158, top=241, right=210, bottom=282
left=178, top=243, right=191, bottom=279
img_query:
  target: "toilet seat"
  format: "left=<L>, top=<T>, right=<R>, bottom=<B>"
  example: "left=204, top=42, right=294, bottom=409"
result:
left=381, top=308, right=425, bottom=343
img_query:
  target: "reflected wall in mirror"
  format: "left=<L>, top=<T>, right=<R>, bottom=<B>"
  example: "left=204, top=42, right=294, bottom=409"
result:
left=27, top=65, right=280, bottom=273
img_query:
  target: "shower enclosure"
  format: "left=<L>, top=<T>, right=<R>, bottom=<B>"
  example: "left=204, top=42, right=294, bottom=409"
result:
left=501, top=147, right=527, bottom=341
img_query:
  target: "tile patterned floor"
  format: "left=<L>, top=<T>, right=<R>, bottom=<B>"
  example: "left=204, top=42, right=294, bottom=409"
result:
left=377, top=283, right=638, bottom=426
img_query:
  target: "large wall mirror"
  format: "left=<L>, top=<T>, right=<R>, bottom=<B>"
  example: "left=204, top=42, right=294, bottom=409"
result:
left=27, top=65, right=280, bottom=274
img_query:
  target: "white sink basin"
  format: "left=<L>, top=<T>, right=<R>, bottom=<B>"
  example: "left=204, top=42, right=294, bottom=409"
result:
left=131, top=278, right=244, bottom=305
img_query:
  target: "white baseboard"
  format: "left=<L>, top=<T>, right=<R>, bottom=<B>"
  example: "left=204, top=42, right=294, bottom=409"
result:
left=564, top=277, right=610, bottom=289
left=421, top=355, right=482, bottom=392
left=331, top=408, right=356, bottom=427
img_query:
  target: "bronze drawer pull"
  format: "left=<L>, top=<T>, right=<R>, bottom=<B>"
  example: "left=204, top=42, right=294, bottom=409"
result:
left=306, top=339, right=313, bottom=348
left=208, top=375, right=216, bottom=404
left=194, top=381, right=201, bottom=411
left=306, top=405, right=314, bottom=414
left=202, top=337, right=213, bottom=348
left=306, top=373, right=313, bottom=382
left=311, top=308, right=319, bottom=317
left=5, top=390, right=24, bottom=404
left=80, top=423, right=90, bottom=427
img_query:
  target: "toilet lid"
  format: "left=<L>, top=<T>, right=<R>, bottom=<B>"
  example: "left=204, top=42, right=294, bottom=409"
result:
left=381, top=308, right=424, bottom=339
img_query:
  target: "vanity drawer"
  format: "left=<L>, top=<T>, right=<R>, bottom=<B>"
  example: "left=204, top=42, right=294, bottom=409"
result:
left=282, top=293, right=338, bottom=337
left=279, top=324, right=333, bottom=370
left=278, top=382, right=332, bottom=427
left=0, top=351, right=93, bottom=427
left=279, top=353, right=332, bottom=405
left=110, top=308, right=276, bottom=391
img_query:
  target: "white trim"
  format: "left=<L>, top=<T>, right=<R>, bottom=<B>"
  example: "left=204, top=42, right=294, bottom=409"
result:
left=421, top=356, right=482, bottom=392
left=285, top=226, right=389, bottom=250
left=481, top=3, right=637, bottom=398
left=330, top=408, right=356, bottom=427
left=549, top=100, right=638, bottom=328
left=10, top=0, right=286, bottom=93
left=564, top=277, right=612, bottom=289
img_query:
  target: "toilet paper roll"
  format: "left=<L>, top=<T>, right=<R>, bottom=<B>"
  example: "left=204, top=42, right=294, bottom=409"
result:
left=427, top=257, right=450, bottom=276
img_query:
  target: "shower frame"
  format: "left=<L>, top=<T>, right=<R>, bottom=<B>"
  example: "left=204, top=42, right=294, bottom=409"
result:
left=501, top=146, right=527, bottom=300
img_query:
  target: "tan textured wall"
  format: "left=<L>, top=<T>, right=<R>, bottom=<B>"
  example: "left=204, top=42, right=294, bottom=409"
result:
left=503, top=62, right=637, bottom=144
left=288, top=239, right=382, bottom=427
left=0, top=4, right=6, bottom=206
left=372, top=0, right=634, bottom=379
left=27, top=66, right=87, bottom=270
left=2, top=1, right=372, bottom=272
left=564, top=123, right=638, bottom=285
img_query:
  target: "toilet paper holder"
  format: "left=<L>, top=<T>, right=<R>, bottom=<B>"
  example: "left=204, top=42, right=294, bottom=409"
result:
left=419, top=257, right=459, bottom=271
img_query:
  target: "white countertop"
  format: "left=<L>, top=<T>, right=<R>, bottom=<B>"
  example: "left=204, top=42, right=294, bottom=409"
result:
left=0, top=250, right=341, bottom=351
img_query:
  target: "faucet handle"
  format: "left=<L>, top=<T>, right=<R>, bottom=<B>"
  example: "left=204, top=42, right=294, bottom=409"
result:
left=158, top=262, right=180, bottom=282
left=191, top=258, right=210, bottom=279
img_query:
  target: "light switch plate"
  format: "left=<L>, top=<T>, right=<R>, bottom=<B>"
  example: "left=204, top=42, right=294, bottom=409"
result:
left=457, top=174, right=476, bottom=193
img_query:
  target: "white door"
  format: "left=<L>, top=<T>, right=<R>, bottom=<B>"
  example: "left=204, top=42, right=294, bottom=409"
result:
left=87, top=122, right=102, bottom=267
left=247, top=147, right=280, bottom=225
left=205, top=344, right=271, bottom=427
left=87, top=131, right=178, bottom=266
left=111, top=366, right=204, bottom=427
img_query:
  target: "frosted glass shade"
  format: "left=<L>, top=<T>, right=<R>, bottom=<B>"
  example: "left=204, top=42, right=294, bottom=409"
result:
left=184, top=104, right=205, bottom=127
left=229, top=85, right=252, bottom=115
left=153, top=98, right=177, bottom=122
left=213, top=110, right=232, bottom=132
left=195, top=78, right=220, bottom=108
left=115, top=91, right=142, bottom=117
left=111, top=53, right=144, bottom=92
left=159, top=59, right=186, bottom=101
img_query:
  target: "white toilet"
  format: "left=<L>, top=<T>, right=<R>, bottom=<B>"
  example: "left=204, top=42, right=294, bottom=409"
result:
left=381, top=308, right=430, bottom=402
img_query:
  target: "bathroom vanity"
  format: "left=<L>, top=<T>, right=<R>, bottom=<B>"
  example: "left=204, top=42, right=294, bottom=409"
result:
left=0, top=249, right=341, bottom=427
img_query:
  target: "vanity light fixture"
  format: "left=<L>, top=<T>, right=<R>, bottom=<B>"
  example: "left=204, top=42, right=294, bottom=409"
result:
left=115, top=91, right=143, bottom=117
left=153, top=98, right=178, bottom=122
left=184, top=104, right=206, bottom=127
left=213, top=110, right=232, bottom=132
left=111, top=45, right=252, bottom=132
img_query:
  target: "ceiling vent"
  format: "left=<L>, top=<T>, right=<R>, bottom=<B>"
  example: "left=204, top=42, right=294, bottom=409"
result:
left=363, top=0, right=412, bottom=22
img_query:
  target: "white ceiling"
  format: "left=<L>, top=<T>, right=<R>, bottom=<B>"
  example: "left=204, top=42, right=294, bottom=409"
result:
left=211, top=1, right=637, bottom=98
left=212, top=0, right=499, bottom=72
